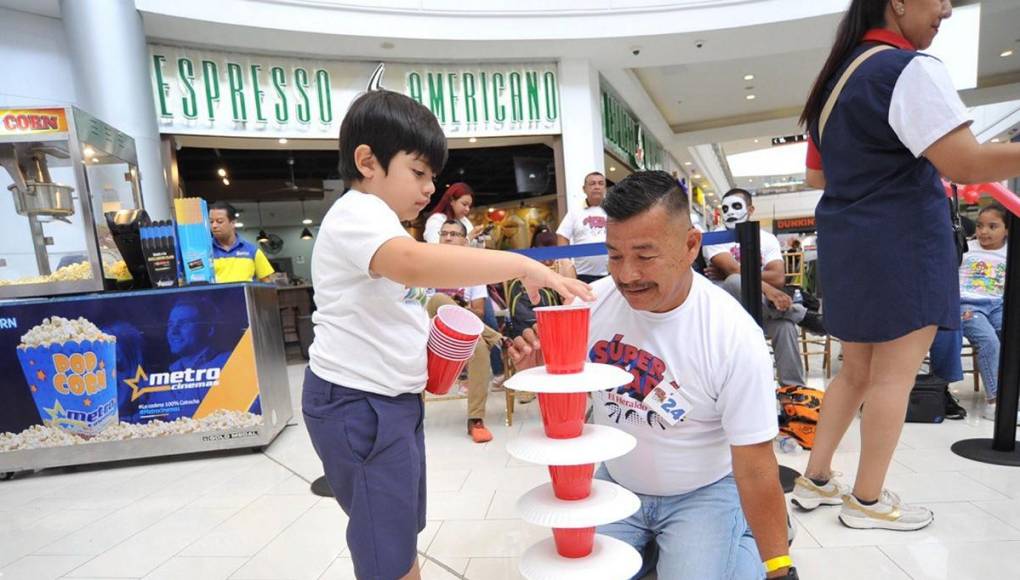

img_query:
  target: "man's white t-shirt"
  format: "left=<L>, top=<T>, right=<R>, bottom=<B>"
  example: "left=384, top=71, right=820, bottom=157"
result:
left=702, top=227, right=783, bottom=272
left=423, top=213, right=474, bottom=244
left=588, top=275, right=779, bottom=496
left=960, top=239, right=1007, bottom=299
left=309, top=190, right=430, bottom=396
left=435, top=284, right=487, bottom=305
left=556, top=205, right=608, bottom=277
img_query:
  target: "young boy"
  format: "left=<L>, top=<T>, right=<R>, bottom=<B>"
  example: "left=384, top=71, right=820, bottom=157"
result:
left=303, top=90, right=591, bottom=580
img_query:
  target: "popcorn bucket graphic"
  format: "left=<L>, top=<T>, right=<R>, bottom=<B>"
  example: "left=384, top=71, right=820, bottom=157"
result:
left=17, top=339, right=119, bottom=438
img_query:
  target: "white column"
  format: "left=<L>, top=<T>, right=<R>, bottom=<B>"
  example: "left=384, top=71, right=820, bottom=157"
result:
left=60, top=0, right=171, bottom=220
left=557, top=59, right=605, bottom=214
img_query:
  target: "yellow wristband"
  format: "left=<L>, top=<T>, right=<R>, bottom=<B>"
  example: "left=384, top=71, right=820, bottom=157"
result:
left=764, top=555, right=793, bottom=573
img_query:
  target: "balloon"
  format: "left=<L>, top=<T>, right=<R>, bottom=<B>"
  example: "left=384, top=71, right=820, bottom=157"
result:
left=978, top=181, right=1020, bottom=218
left=961, top=186, right=981, bottom=205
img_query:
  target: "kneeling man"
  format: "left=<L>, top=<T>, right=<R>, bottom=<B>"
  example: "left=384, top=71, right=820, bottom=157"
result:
left=511, top=171, right=795, bottom=579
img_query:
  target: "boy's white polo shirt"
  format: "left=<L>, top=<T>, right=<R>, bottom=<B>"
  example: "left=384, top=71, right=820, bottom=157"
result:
left=309, top=189, right=430, bottom=396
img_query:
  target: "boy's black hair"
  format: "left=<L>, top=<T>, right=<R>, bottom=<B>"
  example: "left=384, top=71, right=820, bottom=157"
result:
left=208, top=201, right=238, bottom=221
left=722, top=188, right=753, bottom=207
left=602, top=170, right=689, bottom=222
left=442, top=218, right=467, bottom=235
left=338, top=90, right=448, bottom=182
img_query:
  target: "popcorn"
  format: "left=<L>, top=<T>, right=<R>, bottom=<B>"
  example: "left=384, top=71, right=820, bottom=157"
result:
left=18, top=316, right=115, bottom=348
left=0, top=261, right=93, bottom=286
left=0, top=410, right=263, bottom=452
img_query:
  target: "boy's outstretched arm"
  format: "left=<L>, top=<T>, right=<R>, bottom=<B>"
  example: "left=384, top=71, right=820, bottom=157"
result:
left=371, top=237, right=595, bottom=304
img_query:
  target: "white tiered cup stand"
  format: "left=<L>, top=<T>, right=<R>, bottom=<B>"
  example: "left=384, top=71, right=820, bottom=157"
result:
left=505, top=362, right=643, bottom=580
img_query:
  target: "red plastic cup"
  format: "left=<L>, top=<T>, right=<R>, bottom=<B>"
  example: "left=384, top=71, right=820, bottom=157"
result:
left=425, top=349, right=471, bottom=395
left=548, top=463, right=595, bottom=500
left=537, top=392, right=587, bottom=439
left=434, top=304, right=484, bottom=342
left=427, top=336, right=476, bottom=360
left=534, top=304, right=590, bottom=374
left=428, top=329, right=477, bottom=354
left=552, top=527, right=595, bottom=558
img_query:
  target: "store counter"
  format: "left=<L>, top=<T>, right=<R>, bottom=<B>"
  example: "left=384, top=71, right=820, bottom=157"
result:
left=0, top=283, right=293, bottom=474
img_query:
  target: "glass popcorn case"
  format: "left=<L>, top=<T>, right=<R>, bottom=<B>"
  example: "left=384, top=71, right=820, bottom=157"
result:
left=0, top=107, right=143, bottom=299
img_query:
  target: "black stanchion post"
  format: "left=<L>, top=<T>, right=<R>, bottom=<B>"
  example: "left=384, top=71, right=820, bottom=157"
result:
left=994, top=212, right=1020, bottom=451
left=952, top=181, right=1020, bottom=465
left=736, top=221, right=799, bottom=489
left=736, top=221, right=763, bottom=327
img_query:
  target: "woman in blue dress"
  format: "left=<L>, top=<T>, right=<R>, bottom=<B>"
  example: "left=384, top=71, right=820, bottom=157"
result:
left=791, top=0, right=1020, bottom=531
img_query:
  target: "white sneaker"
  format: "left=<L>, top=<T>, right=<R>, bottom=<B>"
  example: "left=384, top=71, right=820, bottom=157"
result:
left=791, top=474, right=849, bottom=510
left=983, top=403, right=996, bottom=421
left=839, top=490, right=933, bottom=531
left=981, top=403, right=1020, bottom=425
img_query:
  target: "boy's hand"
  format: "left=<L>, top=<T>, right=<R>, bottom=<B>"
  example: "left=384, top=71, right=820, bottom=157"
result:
left=520, top=261, right=595, bottom=305
left=508, top=327, right=544, bottom=371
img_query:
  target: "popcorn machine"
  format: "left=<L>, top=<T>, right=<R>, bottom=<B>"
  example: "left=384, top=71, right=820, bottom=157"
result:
left=0, top=107, right=144, bottom=299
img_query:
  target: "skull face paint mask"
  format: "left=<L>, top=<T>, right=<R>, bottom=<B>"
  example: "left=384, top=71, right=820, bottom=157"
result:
left=721, top=194, right=750, bottom=230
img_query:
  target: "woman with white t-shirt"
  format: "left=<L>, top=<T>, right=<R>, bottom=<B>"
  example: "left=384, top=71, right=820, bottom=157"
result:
left=959, top=204, right=1009, bottom=420
left=423, top=182, right=482, bottom=244
left=794, top=0, right=1020, bottom=533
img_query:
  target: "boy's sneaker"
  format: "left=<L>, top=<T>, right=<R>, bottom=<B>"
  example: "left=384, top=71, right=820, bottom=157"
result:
left=791, top=474, right=848, bottom=510
left=839, top=490, right=933, bottom=531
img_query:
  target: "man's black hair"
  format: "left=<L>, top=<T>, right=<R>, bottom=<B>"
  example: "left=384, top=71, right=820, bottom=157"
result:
left=338, top=90, right=448, bottom=182
left=208, top=201, right=238, bottom=221
left=602, top=170, right=689, bottom=221
left=722, top=188, right=753, bottom=207
left=442, top=218, right=467, bottom=235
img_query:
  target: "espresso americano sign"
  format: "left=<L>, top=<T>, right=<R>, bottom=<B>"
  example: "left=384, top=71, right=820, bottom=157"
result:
left=149, top=45, right=560, bottom=139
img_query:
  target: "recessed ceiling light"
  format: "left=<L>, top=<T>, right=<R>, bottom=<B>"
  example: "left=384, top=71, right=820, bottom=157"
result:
left=744, top=74, right=755, bottom=81
left=217, top=168, right=227, bottom=177
left=302, top=218, right=312, bottom=225
left=754, top=139, right=760, bottom=143
left=991, top=138, right=1002, bottom=143
left=222, top=178, right=230, bottom=186
left=1001, top=49, right=1015, bottom=58
left=692, top=173, right=702, bottom=179
left=468, top=137, right=477, bottom=143
left=278, top=138, right=288, bottom=144
left=235, top=222, right=244, bottom=228
left=609, top=166, right=617, bottom=172
left=684, top=161, right=693, bottom=166
left=91, top=157, right=99, bottom=163
left=487, top=208, right=495, bottom=213
left=82, top=146, right=95, bottom=157
left=748, top=179, right=754, bottom=183
left=746, top=94, right=756, bottom=100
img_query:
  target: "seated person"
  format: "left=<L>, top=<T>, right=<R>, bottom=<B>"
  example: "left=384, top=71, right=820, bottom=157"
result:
left=927, top=328, right=967, bottom=420
left=511, top=172, right=795, bottom=580
left=959, top=204, right=1013, bottom=422
left=507, top=230, right=576, bottom=338
left=427, top=219, right=503, bottom=443
left=702, top=188, right=816, bottom=388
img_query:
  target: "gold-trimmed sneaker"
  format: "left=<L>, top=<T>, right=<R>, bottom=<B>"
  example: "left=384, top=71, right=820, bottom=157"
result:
left=839, top=490, right=933, bottom=531
left=791, top=474, right=848, bottom=510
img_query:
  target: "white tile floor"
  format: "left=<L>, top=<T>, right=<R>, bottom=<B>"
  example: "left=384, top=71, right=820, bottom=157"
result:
left=1, top=359, right=1018, bottom=580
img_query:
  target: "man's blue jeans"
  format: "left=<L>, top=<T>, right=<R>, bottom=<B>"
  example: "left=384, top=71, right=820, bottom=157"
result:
left=962, top=296, right=1004, bottom=401
left=595, top=465, right=764, bottom=580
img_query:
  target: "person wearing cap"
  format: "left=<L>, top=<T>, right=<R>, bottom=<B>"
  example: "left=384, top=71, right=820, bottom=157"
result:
left=208, top=201, right=275, bottom=283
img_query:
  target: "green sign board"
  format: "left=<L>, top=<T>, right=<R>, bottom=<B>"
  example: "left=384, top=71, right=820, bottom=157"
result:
left=149, top=44, right=561, bottom=139
left=601, top=88, right=664, bottom=171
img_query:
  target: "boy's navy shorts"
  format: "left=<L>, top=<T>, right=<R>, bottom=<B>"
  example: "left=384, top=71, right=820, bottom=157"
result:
left=302, top=368, right=426, bottom=580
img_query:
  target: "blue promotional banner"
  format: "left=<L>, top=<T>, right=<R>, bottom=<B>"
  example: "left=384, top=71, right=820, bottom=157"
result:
left=0, top=285, right=262, bottom=452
